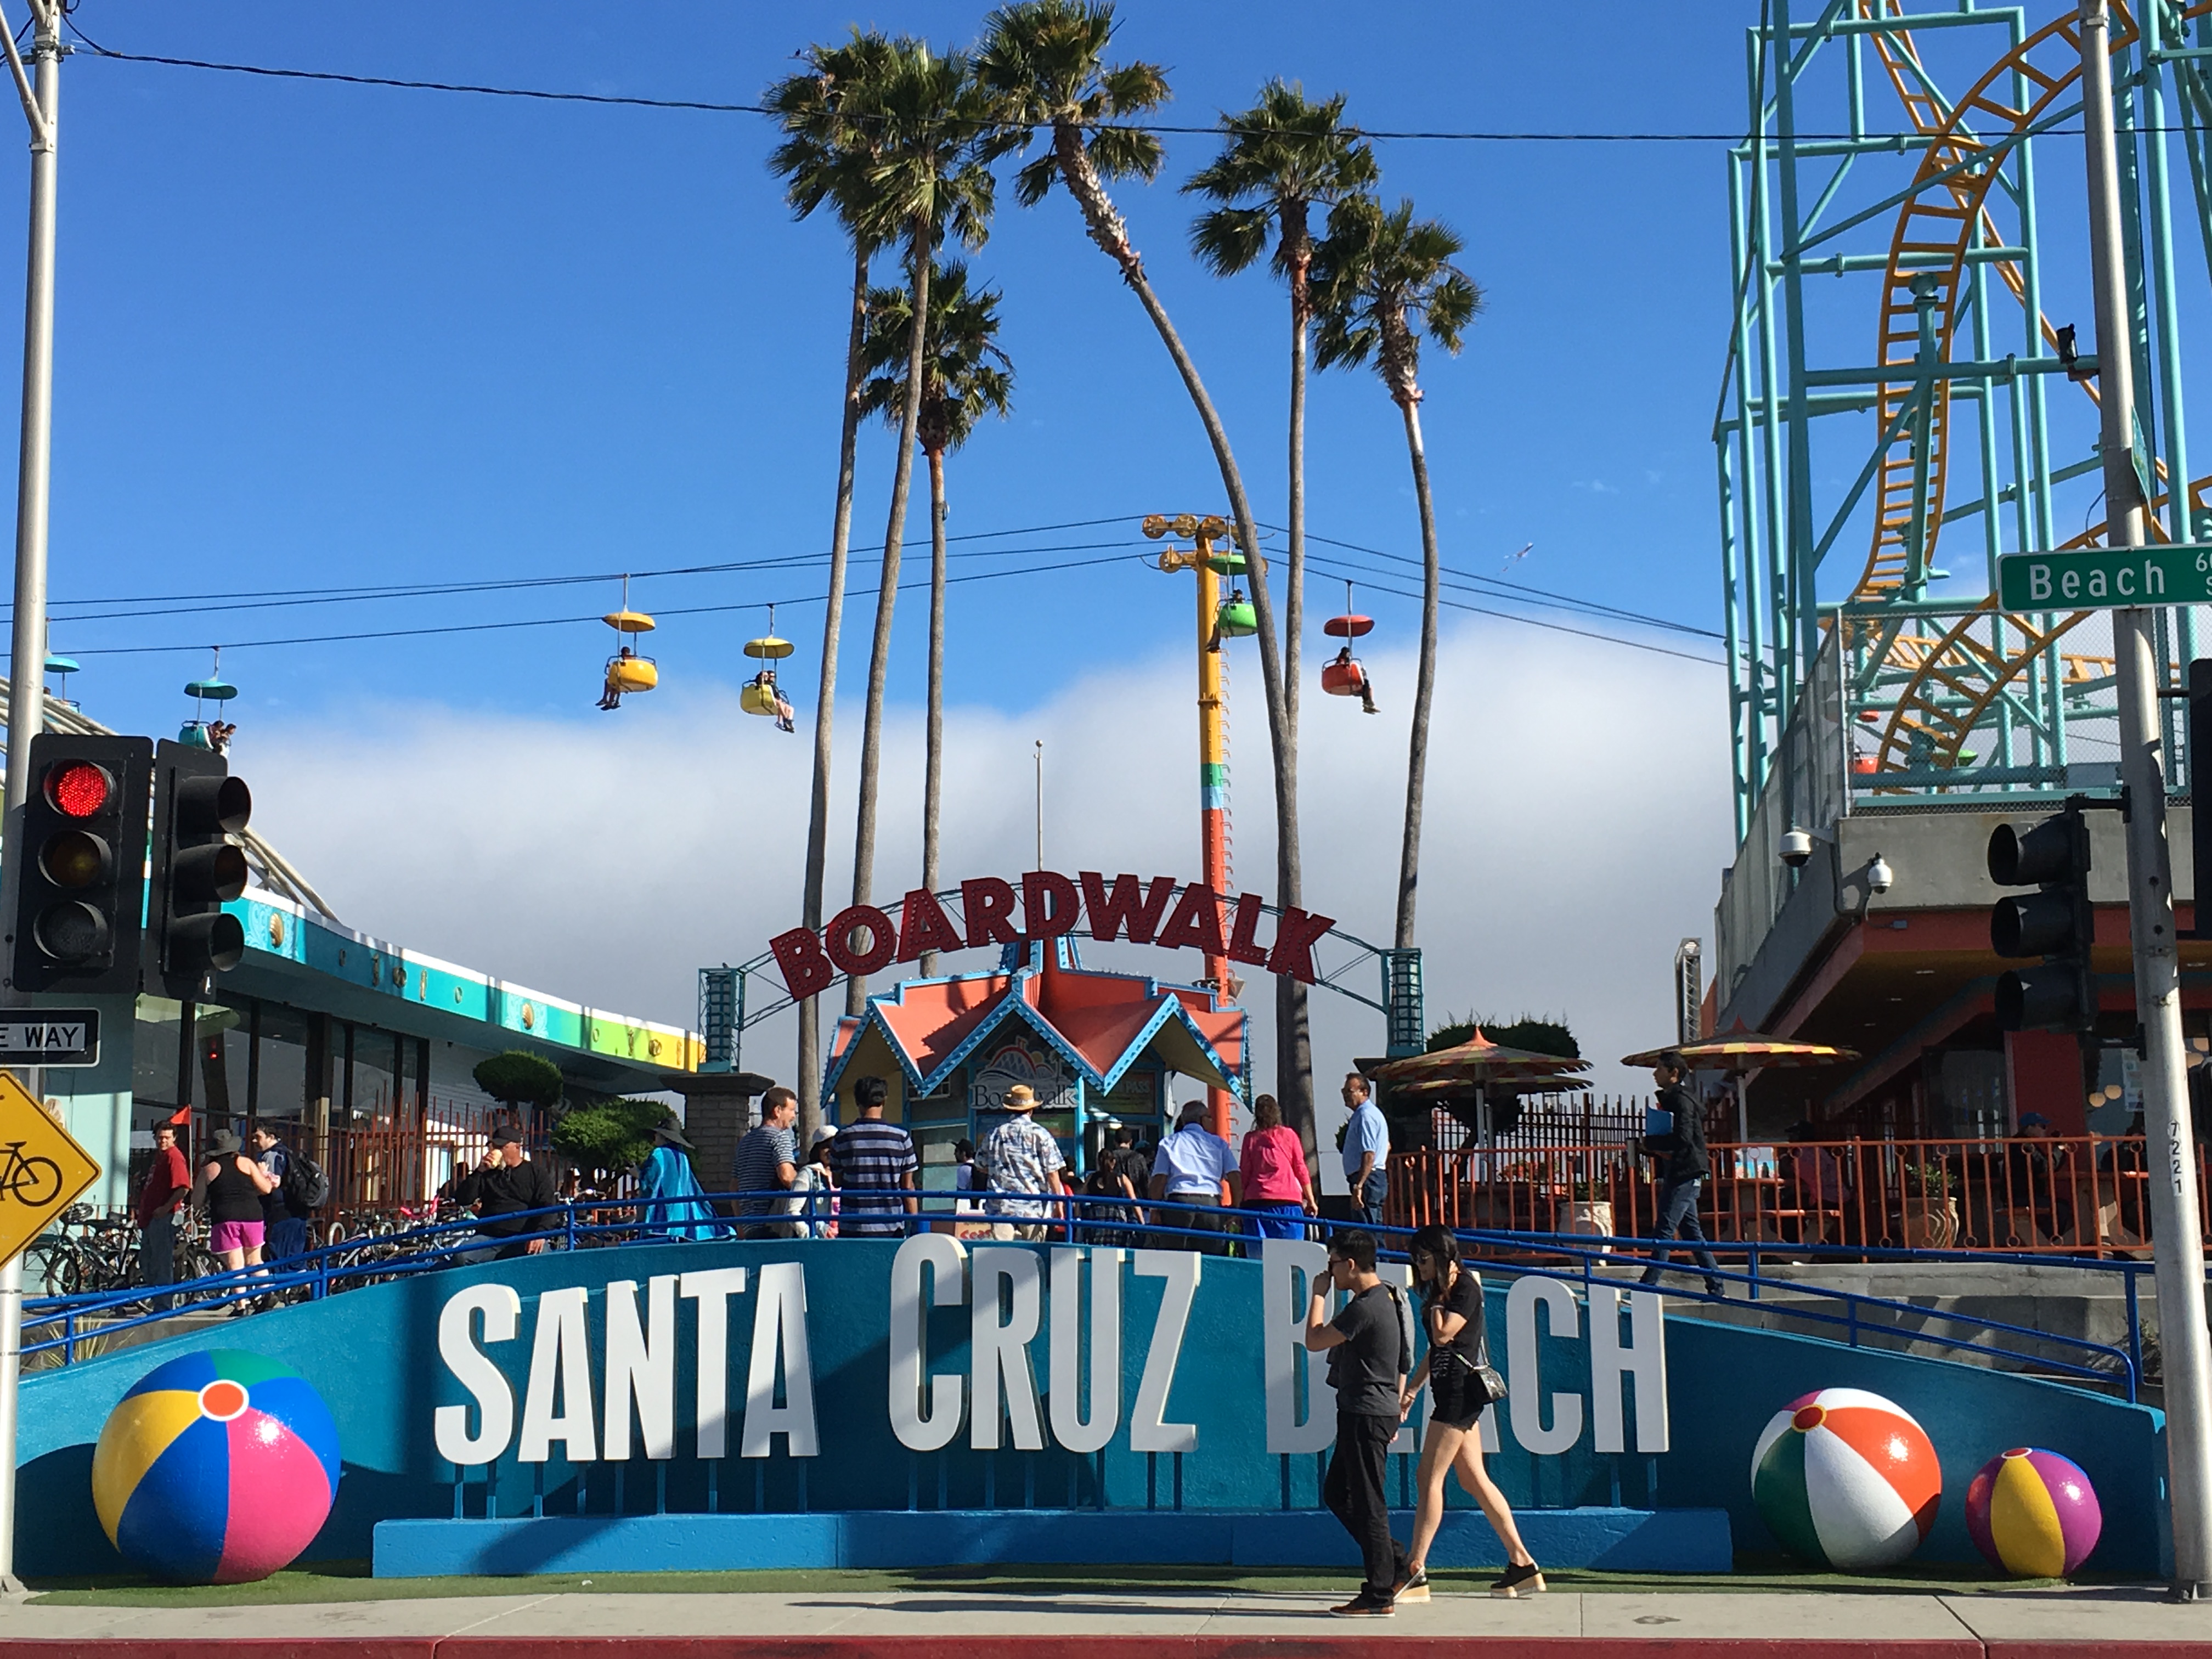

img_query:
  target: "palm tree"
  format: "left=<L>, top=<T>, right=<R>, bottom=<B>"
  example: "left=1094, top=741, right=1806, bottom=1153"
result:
left=1184, top=80, right=1374, bottom=1159
left=975, top=0, right=1305, bottom=1112
left=855, top=260, right=1014, bottom=974
left=765, top=30, right=902, bottom=1137
left=843, top=41, right=1003, bottom=1018
left=1311, top=196, right=1482, bottom=951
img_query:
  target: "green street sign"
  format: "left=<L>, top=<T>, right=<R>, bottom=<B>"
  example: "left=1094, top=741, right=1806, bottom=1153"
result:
left=1995, top=544, right=2212, bottom=611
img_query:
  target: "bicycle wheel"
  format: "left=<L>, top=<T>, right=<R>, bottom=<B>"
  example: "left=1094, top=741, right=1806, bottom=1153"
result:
left=8, top=1154, right=63, bottom=1209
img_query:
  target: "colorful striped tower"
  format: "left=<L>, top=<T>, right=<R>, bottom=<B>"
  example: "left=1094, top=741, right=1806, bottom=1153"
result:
left=1146, top=514, right=1239, bottom=1136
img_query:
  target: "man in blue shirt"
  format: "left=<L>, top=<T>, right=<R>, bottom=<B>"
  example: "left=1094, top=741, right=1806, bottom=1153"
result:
left=1341, top=1071, right=1390, bottom=1228
left=1150, top=1100, right=1240, bottom=1255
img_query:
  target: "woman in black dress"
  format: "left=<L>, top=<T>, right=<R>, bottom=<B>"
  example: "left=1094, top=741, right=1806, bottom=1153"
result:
left=1396, top=1223, right=1542, bottom=1600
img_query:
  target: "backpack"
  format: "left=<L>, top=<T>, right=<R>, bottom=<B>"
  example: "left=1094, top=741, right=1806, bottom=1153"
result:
left=282, top=1150, right=331, bottom=1213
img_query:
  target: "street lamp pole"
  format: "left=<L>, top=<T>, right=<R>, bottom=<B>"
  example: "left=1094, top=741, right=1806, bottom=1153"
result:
left=0, top=0, right=60, bottom=1592
left=2078, top=0, right=2212, bottom=1597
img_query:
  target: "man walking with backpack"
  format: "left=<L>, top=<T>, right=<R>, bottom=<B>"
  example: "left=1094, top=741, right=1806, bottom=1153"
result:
left=252, top=1126, right=317, bottom=1263
left=1304, top=1229, right=1414, bottom=1617
left=1638, top=1051, right=1725, bottom=1300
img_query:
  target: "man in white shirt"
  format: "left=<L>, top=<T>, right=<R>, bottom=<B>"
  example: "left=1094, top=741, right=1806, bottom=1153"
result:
left=1149, top=1099, right=1242, bottom=1255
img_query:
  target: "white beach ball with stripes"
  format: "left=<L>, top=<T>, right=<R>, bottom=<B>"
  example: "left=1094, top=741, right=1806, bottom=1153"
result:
left=1750, top=1387, right=1943, bottom=1570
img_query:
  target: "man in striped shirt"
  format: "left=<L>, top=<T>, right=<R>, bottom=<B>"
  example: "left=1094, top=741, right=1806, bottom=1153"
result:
left=827, top=1075, right=918, bottom=1238
left=733, top=1087, right=800, bottom=1238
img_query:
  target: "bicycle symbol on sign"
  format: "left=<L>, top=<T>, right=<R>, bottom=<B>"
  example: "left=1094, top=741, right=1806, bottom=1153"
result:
left=0, top=1140, right=64, bottom=1208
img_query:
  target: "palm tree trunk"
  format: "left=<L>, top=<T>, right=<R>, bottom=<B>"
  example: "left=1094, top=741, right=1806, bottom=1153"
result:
left=1280, top=272, right=1316, bottom=1167
left=1395, top=393, right=1440, bottom=951
left=847, top=228, right=933, bottom=1016
left=796, top=241, right=871, bottom=1143
left=919, top=444, right=948, bottom=977
left=1048, top=122, right=1302, bottom=1086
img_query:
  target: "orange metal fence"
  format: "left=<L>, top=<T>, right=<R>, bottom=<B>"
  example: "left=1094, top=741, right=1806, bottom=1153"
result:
left=1387, top=1134, right=2166, bottom=1258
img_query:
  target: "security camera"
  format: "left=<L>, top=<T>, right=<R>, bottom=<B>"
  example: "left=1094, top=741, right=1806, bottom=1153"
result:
left=1780, top=827, right=1815, bottom=868
left=1867, top=854, right=1894, bottom=895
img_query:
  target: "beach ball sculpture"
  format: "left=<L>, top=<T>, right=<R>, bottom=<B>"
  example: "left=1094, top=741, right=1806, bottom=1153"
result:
left=1966, top=1448, right=2102, bottom=1578
left=1751, top=1387, right=1942, bottom=1569
left=92, top=1350, right=340, bottom=1583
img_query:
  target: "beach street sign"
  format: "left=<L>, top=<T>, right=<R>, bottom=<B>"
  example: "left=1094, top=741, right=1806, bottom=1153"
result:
left=1996, top=545, right=2212, bottom=611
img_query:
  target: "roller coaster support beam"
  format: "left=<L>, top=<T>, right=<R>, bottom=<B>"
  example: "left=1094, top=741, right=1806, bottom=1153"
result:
left=2083, top=0, right=2212, bottom=1600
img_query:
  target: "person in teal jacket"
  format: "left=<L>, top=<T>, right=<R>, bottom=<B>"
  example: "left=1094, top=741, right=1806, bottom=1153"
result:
left=637, top=1122, right=730, bottom=1241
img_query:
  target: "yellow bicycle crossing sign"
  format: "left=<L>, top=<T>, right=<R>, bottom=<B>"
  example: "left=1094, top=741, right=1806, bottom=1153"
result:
left=0, top=1067, right=96, bottom=1268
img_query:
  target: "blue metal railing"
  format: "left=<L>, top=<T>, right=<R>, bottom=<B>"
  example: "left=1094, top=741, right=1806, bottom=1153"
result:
left=20, top=1188, right=2147, bottom=1399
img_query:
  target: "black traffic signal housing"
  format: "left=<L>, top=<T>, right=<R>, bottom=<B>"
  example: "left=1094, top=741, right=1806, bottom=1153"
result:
left=145, top=738, right=251, bottom=998
left=1988, top=800, right=2097, bottom=1033
left=8, top=733, right=152, bottom=992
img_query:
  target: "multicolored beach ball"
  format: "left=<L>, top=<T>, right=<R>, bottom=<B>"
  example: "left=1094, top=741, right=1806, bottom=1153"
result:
left=1966, top=1448, right=2102, bottom=1578
left=1750, top=1387, right=1942, bottom=1570
left=91, top=1350, right=340, bottom=1583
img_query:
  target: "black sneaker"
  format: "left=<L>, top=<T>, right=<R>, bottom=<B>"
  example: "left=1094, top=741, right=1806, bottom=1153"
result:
left=1491, top=1561, right=1545, bottom=1598
left=1705, top=1280, right=1726, bottom=1299
left=1392, top=1565, right=1430, bottom=1603
left=1329, top=1592, right=1396, bottom=1617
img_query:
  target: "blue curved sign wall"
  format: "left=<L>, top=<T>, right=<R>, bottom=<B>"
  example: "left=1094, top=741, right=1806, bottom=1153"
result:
left=15, top=1238, right=2169, bottom=1577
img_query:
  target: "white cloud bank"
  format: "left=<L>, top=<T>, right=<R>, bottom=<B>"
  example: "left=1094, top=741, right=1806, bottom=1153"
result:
left=241, top=620, right=1735, bottom=1166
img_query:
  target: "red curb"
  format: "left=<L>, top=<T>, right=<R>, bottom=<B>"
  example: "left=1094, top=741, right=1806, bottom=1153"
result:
left=8, top=1639, right=2203, bottom=1657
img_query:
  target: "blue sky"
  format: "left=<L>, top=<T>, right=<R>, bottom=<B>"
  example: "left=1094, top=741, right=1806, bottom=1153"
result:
left=8, top=5, right=2063, bottom=1097
left=0, top=1, right=1746, bottom=736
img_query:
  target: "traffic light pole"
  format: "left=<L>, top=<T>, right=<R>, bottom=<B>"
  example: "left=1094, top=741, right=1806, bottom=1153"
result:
left=0, top=1, right=59, bottom=1593
left=2081, top=0, right=2212, bottom=1598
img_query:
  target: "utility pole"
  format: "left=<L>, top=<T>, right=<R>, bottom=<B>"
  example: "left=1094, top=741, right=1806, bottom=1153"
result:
left=2080, top=0, right=2212, bottom=1598
left=0, top=0, right=59, bottom=1592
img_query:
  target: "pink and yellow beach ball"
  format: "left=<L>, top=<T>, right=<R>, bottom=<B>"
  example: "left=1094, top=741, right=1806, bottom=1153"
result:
left=91, top=1350, right=340, bottom=1583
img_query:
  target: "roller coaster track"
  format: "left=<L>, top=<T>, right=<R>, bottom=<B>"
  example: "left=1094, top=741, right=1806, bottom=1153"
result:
left=1866, top=477, right=2211, bottom=776
left=1851, top=2, right=2148, bottom=603
left=1839, top=2, right=2212, bottom=779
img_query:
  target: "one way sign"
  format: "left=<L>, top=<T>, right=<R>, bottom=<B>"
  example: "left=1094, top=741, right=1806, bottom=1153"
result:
left=0, top=1009, right=99, bottom=1066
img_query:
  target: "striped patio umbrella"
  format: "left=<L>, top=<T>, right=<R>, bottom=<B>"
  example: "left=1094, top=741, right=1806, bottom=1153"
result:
left=1619, top=1030, right=1860, bottom=1075
left=1374, top=1029, right=1590, bottom=1087
left=1620, top=1028, right=1859, bottom=1142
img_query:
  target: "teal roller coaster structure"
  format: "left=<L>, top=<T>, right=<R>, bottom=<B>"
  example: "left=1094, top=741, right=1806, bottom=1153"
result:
left=1719, top=1, right=2212, bottom=848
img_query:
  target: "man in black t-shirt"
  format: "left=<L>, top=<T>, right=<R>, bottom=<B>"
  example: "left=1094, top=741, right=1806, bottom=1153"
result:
left=455, top=1128, right=561, bottom=1259
left=1304, top=1229, right=1411, bottom=1617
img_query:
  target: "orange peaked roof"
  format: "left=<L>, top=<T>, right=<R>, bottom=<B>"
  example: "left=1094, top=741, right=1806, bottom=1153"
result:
left=823, top=950, right=1244, bottom=1102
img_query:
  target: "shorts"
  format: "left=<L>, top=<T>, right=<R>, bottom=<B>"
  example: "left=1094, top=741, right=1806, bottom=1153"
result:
left=211, top=1219, right=265, bottom=1255
left=1429, top=1362, right=1488, bottom=1431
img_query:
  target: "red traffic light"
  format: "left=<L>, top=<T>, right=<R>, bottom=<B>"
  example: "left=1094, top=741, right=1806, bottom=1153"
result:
left=42, top=759, right=111, bottom=819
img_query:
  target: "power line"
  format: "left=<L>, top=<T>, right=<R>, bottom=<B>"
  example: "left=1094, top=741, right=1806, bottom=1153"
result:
left=59, top=548, right=1156, bottom=657
left=1264, top=521, right=1724, bottom=642
left=69, top=41, right=2105, bottom=146
left=1301, top=552, right=1720, bottom=666
left=38, top=538, right=1144, bottom=627
left=9, top=515, right=1144, bottom=619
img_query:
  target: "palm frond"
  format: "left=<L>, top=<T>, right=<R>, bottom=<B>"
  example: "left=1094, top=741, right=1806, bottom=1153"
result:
left=1014, top=152, right=1060, bottom=208
left=1188, top=205, right=1272, bottom=278
left=1086, top=122, right=1164, bottom=183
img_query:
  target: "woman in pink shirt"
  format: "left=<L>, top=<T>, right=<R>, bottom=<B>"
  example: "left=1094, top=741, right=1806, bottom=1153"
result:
left=1240, top=1093, right=1319, bottom=1240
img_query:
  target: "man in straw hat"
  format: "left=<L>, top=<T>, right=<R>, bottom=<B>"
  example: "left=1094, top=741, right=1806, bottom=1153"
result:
left=980, top=1083, right=1066, bottom=1242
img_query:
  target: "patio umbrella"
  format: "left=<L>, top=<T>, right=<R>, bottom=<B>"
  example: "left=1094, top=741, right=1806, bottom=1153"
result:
left=1373, top=1028, right=1591, bottom=1088
left=1620, top=1028, right=1860, bottom=1141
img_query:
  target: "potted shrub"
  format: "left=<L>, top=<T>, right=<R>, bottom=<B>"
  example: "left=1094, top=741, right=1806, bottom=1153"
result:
left=1899, top=1159, right=1959, bottom=1248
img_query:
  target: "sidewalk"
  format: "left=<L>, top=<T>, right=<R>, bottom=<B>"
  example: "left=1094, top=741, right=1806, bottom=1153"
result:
left=6, top=1583, right=2212, bottom=1655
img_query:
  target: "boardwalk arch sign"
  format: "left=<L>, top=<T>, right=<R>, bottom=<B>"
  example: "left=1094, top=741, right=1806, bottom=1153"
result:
left=768, top=871, right=1337, bottom=1000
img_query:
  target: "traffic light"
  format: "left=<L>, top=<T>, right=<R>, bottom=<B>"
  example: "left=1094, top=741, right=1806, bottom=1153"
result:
left=1988, top=801, right=2097, bottom=1033
left=8, top=733, right=152, bottom=992
left=145, top=738, right=251, bottom=998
